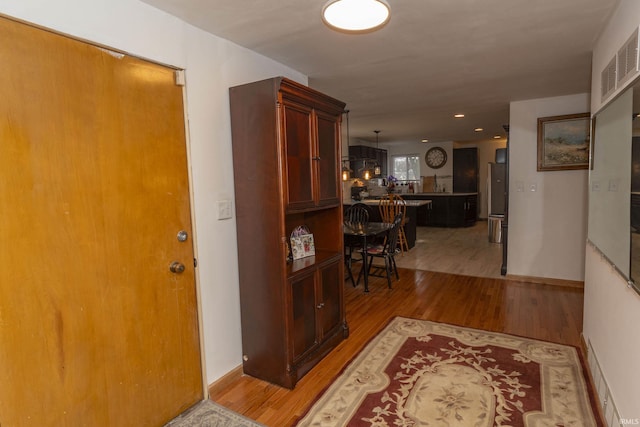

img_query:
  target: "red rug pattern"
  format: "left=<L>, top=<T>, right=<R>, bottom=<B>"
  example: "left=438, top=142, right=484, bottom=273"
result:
left=296, top=317, right=602, bottom=426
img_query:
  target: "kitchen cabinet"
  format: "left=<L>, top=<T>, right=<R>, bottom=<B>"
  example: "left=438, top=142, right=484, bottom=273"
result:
left=349, top=145, right=387, bottom=178
left=449, top=195, right=478, bottom=227
left=404, top=193, right=478, bottom=227
left=428, top=196, right=450, bottom=227
left=230, top=77, right=348, bottom=389
left=453, top=147, right=478, bottom=193
left=375, top=148, right=388, bottom=177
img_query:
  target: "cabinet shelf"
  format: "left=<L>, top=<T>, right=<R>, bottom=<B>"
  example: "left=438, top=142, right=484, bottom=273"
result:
left=287, top=250, right=342, bottom=277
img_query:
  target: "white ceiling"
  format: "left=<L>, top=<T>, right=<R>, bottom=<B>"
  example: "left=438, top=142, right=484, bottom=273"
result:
left=140, top=0, right=618, bottom=145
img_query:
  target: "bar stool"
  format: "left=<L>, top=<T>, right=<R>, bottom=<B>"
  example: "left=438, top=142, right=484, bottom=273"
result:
left=378, top=194, right=409, bottom=254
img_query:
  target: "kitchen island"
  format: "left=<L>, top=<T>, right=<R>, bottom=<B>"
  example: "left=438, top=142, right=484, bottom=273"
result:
left=402, top=193, right=478, bottom=227
left=344, top=199, right=431, bottom=249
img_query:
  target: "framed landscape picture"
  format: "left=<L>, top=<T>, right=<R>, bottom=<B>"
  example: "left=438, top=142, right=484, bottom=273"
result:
left=537, top=112, right=591, bottom=171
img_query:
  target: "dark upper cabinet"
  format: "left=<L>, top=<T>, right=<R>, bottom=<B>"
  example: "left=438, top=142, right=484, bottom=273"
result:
left=453, top=147, right=478, bottom=193
left=376, top=149, right=388, bottom=177
left=349, top=145, right=387, bottom=178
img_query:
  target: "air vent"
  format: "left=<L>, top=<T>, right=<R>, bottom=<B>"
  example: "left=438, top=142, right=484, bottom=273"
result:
left=601, top=55, right=617, bottom=102
left=617, top=27, right=639, bottom=86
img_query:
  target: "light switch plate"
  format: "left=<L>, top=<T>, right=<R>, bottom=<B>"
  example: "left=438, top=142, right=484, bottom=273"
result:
left=217, top=200, right=233, bottom=220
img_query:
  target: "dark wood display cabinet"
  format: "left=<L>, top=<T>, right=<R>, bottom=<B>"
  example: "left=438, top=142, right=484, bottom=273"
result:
left=229, top=77, right=348, bottom=389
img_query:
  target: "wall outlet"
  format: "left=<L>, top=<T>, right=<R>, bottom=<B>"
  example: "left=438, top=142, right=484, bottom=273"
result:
left=217, top=200, right=233, bottom=220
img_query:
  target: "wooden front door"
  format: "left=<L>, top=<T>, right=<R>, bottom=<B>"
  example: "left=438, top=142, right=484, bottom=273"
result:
left=0, top=17, right=203, bottom=426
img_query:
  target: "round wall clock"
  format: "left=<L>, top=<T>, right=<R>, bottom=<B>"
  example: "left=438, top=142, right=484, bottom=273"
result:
left=425, top=147, right=447, bottom=169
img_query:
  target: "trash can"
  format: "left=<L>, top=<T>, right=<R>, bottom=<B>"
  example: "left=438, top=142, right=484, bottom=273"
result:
left=488, top=214, right=504, bottom=243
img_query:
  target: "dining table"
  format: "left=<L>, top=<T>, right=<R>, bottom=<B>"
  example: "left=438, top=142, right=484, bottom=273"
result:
left=343, top=221, right=393, bottom=292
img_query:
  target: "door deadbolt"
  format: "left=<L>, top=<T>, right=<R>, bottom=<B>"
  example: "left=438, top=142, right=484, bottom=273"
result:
left=169, top=261, right=186, bottom=274
left=177, top=230, right=188, bottom=242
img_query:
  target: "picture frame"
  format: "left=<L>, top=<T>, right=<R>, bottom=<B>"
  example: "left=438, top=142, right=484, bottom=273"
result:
left=537, top=112, right=591, bottom=171
left=291, top=234, right=315, bottom=260
left=290, top=225, right=315, bottom=260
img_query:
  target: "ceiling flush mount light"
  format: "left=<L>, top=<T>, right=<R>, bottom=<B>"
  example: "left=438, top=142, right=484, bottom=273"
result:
left=454, top=113, right=465, bottom=118
left=322, top=0, right=391, bottom=34
left=474, top=127, right=483, bottom=132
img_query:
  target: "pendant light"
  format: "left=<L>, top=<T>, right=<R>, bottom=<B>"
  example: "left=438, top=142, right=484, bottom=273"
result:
left=363, top=166, right=371, bottom=181
left=322, top=0, right=391, bottom=34
left=341, top=110, right=352, bottom=181
left=373, top=130, right=382, bottom=176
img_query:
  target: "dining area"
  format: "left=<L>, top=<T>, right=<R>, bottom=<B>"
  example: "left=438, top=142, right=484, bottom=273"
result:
left=343, top=195, right=431, bottom=292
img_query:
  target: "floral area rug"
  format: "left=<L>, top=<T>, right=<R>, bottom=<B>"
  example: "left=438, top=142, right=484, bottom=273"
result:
left=164, top=400, right=266, bottom=427
left=295, top=317, right=602, bottom=427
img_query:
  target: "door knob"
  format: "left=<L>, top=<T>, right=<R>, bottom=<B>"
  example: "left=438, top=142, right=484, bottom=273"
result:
left=169, top=261, right=185, bottom=274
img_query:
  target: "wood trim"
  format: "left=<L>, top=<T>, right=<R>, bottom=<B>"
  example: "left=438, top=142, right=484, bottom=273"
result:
left=505, top=274, right=584, bottom=288
left=579, top=334, right=608, bottom=426
left=207, top=365, right=244, bottom=397
left=580, top=333, right=590, bottom=360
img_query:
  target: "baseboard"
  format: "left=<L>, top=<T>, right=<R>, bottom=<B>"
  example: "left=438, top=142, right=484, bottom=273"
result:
left=208, top=365, right=244, bottom=397
left=586, top=338, right=624, bottom=426
left=504, top=274, right=584, bottom=288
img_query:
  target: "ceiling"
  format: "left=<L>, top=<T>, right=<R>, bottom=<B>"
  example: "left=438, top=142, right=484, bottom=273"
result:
left=140, top=0, right=619, bottom=145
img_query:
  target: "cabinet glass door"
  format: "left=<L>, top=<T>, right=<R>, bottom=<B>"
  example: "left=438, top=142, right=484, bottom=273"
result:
left=315, top=111, right=341, bottom=206
left=283, top=100, right=315, bottom=210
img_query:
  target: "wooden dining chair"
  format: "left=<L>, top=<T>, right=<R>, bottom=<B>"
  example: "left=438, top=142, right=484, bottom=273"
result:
left=343, top=203, right=370, bottom=287
left=378, top=194, right=409, bottom=254
left=358, top=212, right=403, bottom=289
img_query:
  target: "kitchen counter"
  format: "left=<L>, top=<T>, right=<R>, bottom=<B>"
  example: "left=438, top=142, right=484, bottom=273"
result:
left=350, top=199, right=432, bottom=207
left=410, top=192, right=478, bottom=196
left=346, top=193, right=478, bottom=228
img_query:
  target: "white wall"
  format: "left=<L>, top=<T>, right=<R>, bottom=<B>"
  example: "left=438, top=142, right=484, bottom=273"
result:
left=507, top=94, right=589, bottom=281
left=0, top=0, right=307, bottom=386
left=584, top=0, right=640, bottom=419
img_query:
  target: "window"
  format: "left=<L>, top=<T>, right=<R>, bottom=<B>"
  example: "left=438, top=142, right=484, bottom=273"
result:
left=391, top=155, right=420, bottom=180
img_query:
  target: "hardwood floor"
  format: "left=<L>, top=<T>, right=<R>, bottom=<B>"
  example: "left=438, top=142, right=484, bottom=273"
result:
left=209, top=262, right=585, bottom=426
